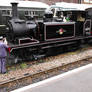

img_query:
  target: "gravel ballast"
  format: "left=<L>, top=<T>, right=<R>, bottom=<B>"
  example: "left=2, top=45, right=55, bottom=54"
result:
left=0, top=47, right=92, bottom=83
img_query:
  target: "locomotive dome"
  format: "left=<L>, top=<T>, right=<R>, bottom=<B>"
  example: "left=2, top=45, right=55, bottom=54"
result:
left=0, top=0, right=49, bottom=9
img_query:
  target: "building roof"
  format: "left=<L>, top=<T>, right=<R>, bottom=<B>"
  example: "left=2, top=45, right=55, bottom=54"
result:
left=0, top=0, right=49, bottom=9
left=50, top=2, right=92, bottom=11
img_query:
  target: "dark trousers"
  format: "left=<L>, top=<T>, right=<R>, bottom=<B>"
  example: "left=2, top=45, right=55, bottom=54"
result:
left=0, top=58, right=6, bottom=73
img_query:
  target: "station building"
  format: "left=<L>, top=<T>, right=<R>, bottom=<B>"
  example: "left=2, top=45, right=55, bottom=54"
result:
left=25, top=0, right=92, bottom=5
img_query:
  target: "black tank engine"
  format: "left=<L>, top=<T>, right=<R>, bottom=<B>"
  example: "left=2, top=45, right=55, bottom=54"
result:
left=1, top=2, right=92, bottom=64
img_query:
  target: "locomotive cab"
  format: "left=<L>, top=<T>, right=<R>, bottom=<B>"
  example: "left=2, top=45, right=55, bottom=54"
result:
left=65, top=10, right=86, bottom=36
left=62, top=10, right=92, bottom=37
left=85, top=8, right=92, bottom=35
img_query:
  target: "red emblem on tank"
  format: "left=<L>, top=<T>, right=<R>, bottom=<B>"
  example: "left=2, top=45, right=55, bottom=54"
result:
left=56, top=28, right=64, bottom=35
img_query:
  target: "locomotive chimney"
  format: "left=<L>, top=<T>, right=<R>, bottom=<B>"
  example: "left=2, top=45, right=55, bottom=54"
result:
left=11, top=2, right=18, bottom=19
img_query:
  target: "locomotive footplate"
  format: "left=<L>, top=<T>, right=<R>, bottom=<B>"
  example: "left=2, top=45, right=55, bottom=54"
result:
left=18, top=37, right=39, bottom=45
left=9, top=36, right=82, bottom=53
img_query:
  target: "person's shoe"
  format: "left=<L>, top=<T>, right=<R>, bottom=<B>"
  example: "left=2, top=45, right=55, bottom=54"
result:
left=2, top=72, right=6, bottom=74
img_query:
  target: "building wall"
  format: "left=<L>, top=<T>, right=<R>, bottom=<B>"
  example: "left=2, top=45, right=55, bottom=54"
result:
left=60, top=0, right=78, bottom=3
left=28, top=0, right=79, bottom=5
left=27, top=0, right=92, bottom=4
left=82, top=0, right=92, bottom=4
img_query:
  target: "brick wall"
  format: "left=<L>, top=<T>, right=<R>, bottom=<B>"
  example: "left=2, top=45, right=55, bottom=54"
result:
left=28, top=0, right=79, bottom=5
left=26, top=0, right=92, bottom=5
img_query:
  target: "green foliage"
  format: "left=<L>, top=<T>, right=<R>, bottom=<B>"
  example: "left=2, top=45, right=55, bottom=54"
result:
left=39, top=59, right=44, bottom=63
left=20, top=63, right=27, bottom=69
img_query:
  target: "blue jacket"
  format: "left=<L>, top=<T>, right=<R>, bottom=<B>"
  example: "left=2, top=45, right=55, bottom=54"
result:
left=0, top=42, right=8, bottom=58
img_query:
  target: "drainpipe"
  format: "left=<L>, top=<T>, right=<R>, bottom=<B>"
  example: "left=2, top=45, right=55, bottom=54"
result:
left=78, top=0, right=81, bottom=4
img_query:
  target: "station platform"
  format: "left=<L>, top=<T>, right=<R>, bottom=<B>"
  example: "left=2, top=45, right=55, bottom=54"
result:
left=11, top=64, right=92, bottom=92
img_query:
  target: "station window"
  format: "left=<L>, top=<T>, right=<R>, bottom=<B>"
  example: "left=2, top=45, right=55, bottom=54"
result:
left=7, top=10, right=10, bottom=15
left=2, top=10, right=6, bottom=15
left=2, top=10, right=11, bottom=16
left=30, top=11, right=32, bottom=15
left=33, top=11, right=35, bottom=15
left=30, top=11, right=35, bottom=16
left=25, top=11, right=36, bottom=16
left=25, top=11, right=29, bottom=15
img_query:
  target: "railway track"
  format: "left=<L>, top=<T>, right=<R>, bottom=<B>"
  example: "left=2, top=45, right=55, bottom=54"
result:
left=0, top=56, right=92, bottom=92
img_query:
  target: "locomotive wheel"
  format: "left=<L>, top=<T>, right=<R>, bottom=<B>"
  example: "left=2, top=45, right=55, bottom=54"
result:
left=79, top=39, right=86, bottom=48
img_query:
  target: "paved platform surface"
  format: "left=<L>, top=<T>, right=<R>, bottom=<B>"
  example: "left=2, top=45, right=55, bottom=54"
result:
left=11, top=64, right=92, bottom=92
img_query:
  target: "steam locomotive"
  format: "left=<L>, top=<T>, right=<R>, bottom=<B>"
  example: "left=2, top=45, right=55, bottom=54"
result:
left=1, top=2, right=92, bottom=64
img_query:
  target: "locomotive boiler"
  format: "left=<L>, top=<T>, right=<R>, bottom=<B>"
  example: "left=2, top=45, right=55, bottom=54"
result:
left=7, top=3, right=37, bottom=44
